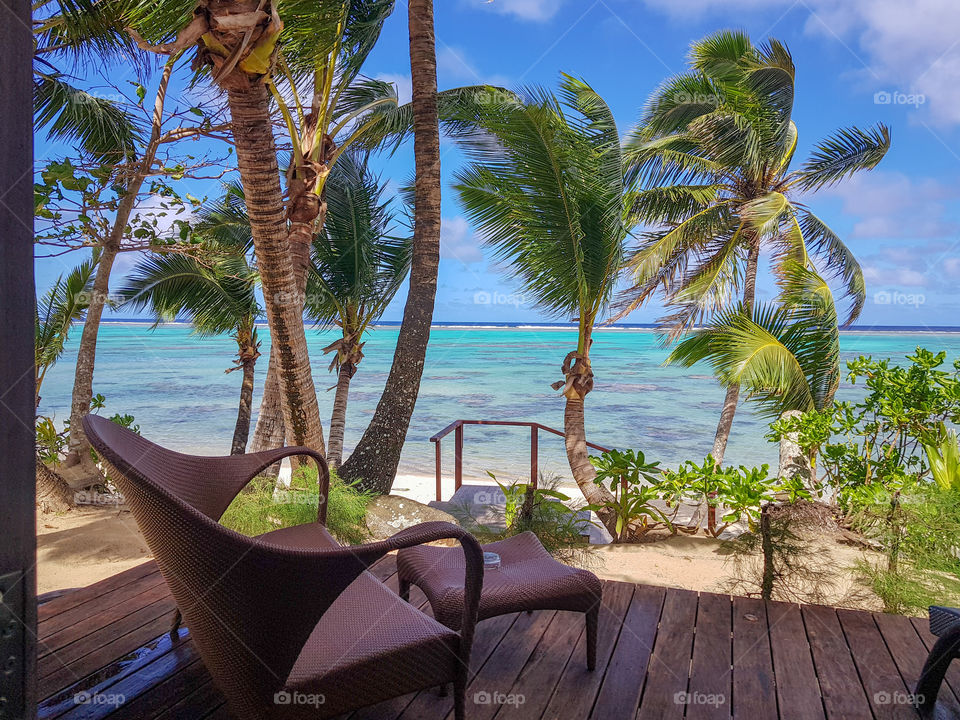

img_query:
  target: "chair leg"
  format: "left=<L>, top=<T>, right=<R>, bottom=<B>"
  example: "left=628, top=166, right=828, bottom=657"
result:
left=453, top=674, right=467, bottom=720
left=916, top=627, right=960, bottom=719
left=169, top=608, right=182, bottom=638
left=398, top=578, right=411, bottom=602
left=585, top=606, right=599, bottom=671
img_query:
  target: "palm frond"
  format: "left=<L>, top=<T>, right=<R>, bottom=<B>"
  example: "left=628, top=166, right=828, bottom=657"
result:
left=794, top=124, right=891, bottom=191
left=34, top=73, right=142, bottom=162
left=797, top=209, right=865, bottom=324
left=36, top=257, right=97, bottom=371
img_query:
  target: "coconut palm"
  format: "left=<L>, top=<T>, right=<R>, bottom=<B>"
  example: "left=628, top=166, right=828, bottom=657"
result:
left=451, top=75, right=633, bottom=537
left=305, top=151, right=412, bottom=468
left=668, top=261, right=841, bottom=419
left=119, top=251, right=262, bottom=455
left=622, top=29, right=889, bottom=465
left=35, top=260, right=97, bottom=512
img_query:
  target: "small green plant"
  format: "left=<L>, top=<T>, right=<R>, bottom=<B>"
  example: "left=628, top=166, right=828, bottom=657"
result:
left=221, top=467, right=372, bottom=545
left=588, top=449, right=671, bottom=541
left=923, top=423, right=960, bottom=492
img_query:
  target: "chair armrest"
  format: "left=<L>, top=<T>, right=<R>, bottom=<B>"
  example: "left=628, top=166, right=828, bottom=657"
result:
left=351, top=522, right=485, bottom=657
left=930, top=606, right=960, bottom=638
left=244, top=447, right=330, bottom=524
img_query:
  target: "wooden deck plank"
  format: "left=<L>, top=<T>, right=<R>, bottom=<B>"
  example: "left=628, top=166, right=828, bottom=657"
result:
left=767, top=602, right=825, bottom=720
left=801, top=604, right=872, bottom=720
left=635, top=587, right=697, bottom=720
left=541, top=580, right=635, bottom=720
left=687, top=592, right=732, bottom=720
left=837, top=608, right=919, bottom=719
left=39, top=562, right=160, bottom=622
left=490, top=609, right=585, bottom=720
left=731, top=596, right=777, bottom=720
left=153, top=678, right=225, bottom=720
left=590, top=584, right=664, bottom=720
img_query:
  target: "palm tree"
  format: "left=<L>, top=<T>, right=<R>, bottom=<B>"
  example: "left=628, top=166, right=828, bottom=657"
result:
left=622, top=30, right=890, bottom=465
left=119, top=251, right=262, bottom=455
left=35, top=260, right=97, bottom=512
left=305, top=151, right=411, bottom=468
left=450, top=75, right=632, bottom=538
left=337, top=0, right=443, bottom=492
left=668, top=261, right=840, bottom=418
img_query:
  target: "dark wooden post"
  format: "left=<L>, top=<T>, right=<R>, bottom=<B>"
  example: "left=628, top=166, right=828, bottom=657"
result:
left=454, top=424, right=463, bottom=492
left=434, top=440, right=442, bottom=502
left=0, top=0, right=37, bottom=715
left=530, top=425, right=538, bottom=490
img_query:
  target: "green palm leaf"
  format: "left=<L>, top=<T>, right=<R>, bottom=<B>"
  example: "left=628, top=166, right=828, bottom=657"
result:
left=794, top=124, right=891, bottom=191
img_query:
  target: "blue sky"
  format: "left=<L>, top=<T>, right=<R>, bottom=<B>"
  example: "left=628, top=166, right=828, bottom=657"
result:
left=35, top=0, right=960, bottom=328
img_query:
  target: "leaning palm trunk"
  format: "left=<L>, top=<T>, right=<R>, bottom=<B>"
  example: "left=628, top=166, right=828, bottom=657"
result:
left=710, top=238, right=761, bottom=466
left=37, top=459, right=74, bottom=513
left=326, top=365, right=354, bottom=470
left=226, top=83, right=325, bottom=458
left=338, top=0, right=440, bottom=494
left=250, top=346, right=285, bottom=452
left=228, top=334, right=260, bottom=455
left=62, top=242, right=118, bottom=486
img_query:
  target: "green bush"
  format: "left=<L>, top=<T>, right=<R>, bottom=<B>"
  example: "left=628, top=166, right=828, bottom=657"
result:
left=220, top=466, right=372, bottom=545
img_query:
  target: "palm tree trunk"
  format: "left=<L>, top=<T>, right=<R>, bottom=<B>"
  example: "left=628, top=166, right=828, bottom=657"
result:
left=564, top=397, right=618, bottom=538
left=250, top=345, right=285, bottom=453
left=62, top=242, right=118, bottom=486
left=230, top=355, right=257, bottom=455
left=338, top=0, right=441, bottom=494
left=711, top=238, right=761, bottom=466
left=226, top=82, right=325, bottom=459
left=327, top=365, right=354, bottom=470
left=36, top=460, right=74, bottom=514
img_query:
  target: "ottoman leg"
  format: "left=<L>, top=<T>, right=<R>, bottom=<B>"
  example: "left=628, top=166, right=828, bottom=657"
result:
left=399, top=578, right=411, bottom=602
left=586, top=606, right=599, bottom=670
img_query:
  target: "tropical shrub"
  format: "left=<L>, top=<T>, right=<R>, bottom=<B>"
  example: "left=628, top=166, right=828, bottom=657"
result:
left=220, top=467, right=372, bottom=545
left=588, top=449, right=671, bottom=541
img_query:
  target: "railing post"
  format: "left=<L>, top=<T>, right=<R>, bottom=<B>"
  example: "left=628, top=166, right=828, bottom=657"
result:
left=530, top=425, right=539, bottom=490
left=454, top=424, right=463, bottom=493
left=435, top=440, right=442, bottom=502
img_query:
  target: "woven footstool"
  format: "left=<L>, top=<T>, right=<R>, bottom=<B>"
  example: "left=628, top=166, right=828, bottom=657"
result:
left=397, top=531, right=602, bottom=669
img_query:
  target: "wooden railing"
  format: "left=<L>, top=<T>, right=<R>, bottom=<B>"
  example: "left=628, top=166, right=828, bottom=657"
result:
left=429, top=419, right=612, bottom=501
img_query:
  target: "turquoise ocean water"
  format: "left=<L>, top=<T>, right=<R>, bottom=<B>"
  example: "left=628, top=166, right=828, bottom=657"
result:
left=36, top=324, right=960, bottom=482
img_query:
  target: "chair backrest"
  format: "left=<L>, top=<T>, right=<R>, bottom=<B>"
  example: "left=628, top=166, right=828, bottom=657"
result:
left=82, top=415, right=367, bottom=719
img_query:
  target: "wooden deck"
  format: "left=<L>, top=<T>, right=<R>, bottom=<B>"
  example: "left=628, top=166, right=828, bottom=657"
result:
left=36, top=558, right=960, bottom=720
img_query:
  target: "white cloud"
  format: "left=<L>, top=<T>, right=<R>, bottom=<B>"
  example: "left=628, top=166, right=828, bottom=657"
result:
left=820, top=172, right=960, bottom=240
left=436, top=46, right=512, bottom=88
left=441, top=216, right=484, bottom=265
left=863, top=265, right=930, bottom=288
left=639, top=0, right=960, bottom=126
left=462, top=0, right=564, bottom=22
left=375, top=73, right=412, bottom=105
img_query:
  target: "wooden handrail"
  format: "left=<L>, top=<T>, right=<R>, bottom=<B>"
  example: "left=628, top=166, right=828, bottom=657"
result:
left=429, top=419, right=612, bottom=501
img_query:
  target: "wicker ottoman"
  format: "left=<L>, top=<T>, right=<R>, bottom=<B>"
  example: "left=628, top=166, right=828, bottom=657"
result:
left=397, top=531, right=602, bottom=669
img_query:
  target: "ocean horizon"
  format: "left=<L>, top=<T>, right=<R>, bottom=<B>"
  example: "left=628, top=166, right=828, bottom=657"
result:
left=38, top=323, right=960, bottom=486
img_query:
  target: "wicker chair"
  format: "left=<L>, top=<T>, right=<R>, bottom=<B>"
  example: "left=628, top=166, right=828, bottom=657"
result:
left=82, top=414, right=483, bottom=720
left=916, top=606, right=960, bottom=719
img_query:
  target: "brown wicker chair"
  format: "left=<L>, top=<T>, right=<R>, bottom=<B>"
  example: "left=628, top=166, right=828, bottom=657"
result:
left=82, top=414, right=484, bottom=720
